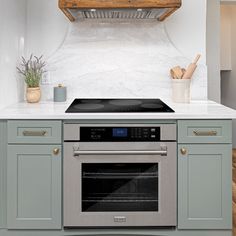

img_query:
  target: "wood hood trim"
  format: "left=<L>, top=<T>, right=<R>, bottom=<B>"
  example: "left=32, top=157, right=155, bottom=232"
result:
left=59, top=0, right=182, bottom=22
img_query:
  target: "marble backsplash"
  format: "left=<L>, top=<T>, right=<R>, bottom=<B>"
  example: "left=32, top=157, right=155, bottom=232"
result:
left=42, top=20, right=207, bottom=101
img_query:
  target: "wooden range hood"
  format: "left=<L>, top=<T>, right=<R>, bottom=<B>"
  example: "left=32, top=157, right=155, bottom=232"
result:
left=59, top=0, right=182, bottom=22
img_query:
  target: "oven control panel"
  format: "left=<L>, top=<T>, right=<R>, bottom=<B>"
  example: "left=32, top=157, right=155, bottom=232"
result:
left=80, top=127, right=160, bottom=142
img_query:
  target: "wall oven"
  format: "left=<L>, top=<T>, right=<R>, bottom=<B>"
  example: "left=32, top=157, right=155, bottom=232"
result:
left=63, top=123, right=176, bottom=227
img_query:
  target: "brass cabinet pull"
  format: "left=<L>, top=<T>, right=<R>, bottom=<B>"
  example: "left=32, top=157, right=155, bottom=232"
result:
left=53, top=148, right=60, bottom=155
left=23, top=130, right=47, bottom=136
left=180, top=148, right=187, bottom=155
left=193, top=130, right=217, bottom=136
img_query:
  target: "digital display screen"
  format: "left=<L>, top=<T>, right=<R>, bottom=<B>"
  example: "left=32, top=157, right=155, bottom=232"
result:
left=112, top=128, right=128, bottom=137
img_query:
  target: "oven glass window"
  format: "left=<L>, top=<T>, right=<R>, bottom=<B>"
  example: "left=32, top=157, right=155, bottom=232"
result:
left=82, top=163, right=158, bottom=212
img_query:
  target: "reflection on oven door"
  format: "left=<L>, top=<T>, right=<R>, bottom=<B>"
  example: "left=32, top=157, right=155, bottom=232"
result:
left=82, top=163, right=159, bottom=212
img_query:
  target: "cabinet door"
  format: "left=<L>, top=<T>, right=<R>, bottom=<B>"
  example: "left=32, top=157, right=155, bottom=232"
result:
left=178, top=144, right=232, bottom=229
left=7, top=145, right=61, bottom=229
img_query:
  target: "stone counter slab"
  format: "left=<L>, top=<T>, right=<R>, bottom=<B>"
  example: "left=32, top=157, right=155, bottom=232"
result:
left=0, top=100, right=236, bottom=120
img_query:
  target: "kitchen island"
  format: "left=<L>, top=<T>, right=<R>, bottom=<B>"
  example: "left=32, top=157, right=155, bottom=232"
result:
left=0, top=100, right=236, bottom=236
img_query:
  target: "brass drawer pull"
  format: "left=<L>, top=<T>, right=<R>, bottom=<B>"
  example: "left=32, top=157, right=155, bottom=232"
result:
left=193, top=130, right=217, bottom=136
left=23, top=130, right=47, bottom=136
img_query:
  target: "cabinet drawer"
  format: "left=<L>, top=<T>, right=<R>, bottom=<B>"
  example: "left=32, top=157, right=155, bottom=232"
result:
left=8, top=121, right=62, bottom=144
left=178, top=120, right=232, bottom=144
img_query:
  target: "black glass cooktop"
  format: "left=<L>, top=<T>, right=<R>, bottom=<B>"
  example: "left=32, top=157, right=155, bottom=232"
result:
left=65, top=99, right=174, bottom=113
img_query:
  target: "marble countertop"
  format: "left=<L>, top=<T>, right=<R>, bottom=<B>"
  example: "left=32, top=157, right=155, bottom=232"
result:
left=0, top=99, right=236, bottom=120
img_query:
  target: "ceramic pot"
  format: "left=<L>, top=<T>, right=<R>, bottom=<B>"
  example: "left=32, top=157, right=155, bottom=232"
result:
left=171, top=79, right=191, bottom=103
left=26, top=87, right=41, bottom=103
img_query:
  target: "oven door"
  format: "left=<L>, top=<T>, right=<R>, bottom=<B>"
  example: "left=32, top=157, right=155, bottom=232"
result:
left=64, top=142, right=176, bottom=227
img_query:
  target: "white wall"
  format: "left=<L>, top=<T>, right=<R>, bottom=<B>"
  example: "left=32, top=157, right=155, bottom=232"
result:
left=25, top=0, right=207, bottom=101
left=26, top=0, right=68, bottom=58
left=165, top=0, right=206, bottom=63
left=0, top=0, right=26, bottom=109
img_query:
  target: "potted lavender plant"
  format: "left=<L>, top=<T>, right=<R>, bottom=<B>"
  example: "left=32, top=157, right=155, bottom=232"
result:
left=17, top=55, right=46, bottom=103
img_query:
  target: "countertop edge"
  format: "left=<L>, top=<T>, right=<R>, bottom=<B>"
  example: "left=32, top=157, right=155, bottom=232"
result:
left=1, top=100, right=236, bottom=120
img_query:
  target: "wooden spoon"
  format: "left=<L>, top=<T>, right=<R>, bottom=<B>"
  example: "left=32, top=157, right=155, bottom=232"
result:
left=170, top=69, right=177, bottom=79
left=170, top=66, right=184, bottom=79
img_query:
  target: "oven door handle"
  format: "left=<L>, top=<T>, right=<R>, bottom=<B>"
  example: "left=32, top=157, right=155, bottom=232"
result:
left=73, top=149, right=167, bottom=156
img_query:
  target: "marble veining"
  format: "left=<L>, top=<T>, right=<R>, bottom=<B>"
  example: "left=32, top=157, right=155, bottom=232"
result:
left=42, top=20, right=207, bottom=101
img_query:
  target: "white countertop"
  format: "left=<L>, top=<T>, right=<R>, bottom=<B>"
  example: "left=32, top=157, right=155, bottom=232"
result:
left=0, top=100, right=236, bottom=120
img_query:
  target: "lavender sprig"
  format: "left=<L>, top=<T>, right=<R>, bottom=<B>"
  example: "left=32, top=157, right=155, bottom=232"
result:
left=17, top=54, right=46, bottom=88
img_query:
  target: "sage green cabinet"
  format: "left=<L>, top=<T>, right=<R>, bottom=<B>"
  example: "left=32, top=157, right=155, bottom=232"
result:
left=7, top=120, right=62, bottom=229
left=178, top=120, right=232, bottom=229
left=7, top=145, right=61, bottom=229
left=0, top=121, right=7, bottom=229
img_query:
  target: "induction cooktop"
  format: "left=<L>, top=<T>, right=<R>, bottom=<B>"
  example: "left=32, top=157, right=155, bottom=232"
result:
left=65, top=99, right=175, bottom=113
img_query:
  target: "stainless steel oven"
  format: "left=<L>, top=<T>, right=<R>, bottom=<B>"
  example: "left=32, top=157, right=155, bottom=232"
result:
left=63, top=123, right=176, bottom=227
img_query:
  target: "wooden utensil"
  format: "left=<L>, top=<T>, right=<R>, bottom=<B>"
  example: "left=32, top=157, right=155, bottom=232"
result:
left=170, top=66, right=184, bottom=79
left=170, top=69, right=177, bottom=79
left=181, top=68, right=186, bottom=75
left=182, top=54, right=201, bottom=79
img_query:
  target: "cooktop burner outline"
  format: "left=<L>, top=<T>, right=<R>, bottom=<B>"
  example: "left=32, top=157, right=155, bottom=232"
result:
left=65, top=99, right=175, bottom=113
left=74, top=103, right=105, bottom=110
left=141, top=103, right=164, bottom=109
left=81, top=99, right=102, bottom=104
left=109, top=99, right=142, bottom=106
